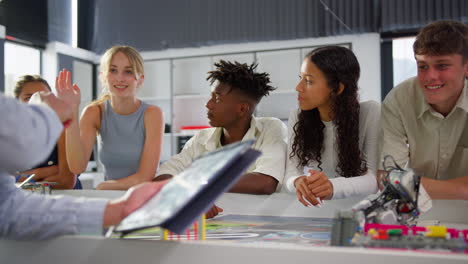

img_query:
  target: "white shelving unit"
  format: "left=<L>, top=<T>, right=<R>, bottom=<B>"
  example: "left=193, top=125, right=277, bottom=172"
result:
left=173, top=57, right=212, bottom=96
left=256, top=91, right=298, bottom=120
left=173, top=95, right=210, bottom=132
left=72, top=60, right=94, bottom=115
left=211, top=53, right=256, bottom=67
left=137, top=59, right=174, bottom=162
left=256, top=48, right=302, bottom=93
left=139, top=60, right=172, bottom=98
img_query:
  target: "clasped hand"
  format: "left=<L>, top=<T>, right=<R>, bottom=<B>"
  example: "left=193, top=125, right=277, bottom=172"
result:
left=294, top=170, right=333, bottom=207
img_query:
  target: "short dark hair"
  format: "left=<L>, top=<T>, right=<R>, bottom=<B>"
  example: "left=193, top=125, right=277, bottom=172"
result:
left=413, top=20, right=468, bottom=61
left=14, top=75, right=51, bottom=98
left=206, top=60, right=275, bottom=103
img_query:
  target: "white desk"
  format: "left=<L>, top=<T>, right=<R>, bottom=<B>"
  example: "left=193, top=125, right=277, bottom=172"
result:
left=78, top=172, right=105, bottom=189
left=1, top=191, right=467, bottom=264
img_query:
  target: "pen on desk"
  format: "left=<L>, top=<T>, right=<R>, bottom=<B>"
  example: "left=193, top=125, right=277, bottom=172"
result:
left=18, top=174, right=36, bottom=188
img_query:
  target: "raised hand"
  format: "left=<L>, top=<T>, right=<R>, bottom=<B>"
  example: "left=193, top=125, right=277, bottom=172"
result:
left=55, top=69, right=81, bottom=110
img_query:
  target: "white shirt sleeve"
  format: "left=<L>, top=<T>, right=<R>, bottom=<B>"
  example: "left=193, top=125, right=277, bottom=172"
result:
left=0, top=94, right=108, bottom=240
left=283, top=109, right=305, bottom=193
left=250, top=118, right=288, bottom=185
left=0, top=176, right=107, bottom=240
left=156, top=133, right=199, bottom=177
left=329, top=171, right=378, bottom=199
left=329, top=101, right=380, bottom=199
left=0, top=95, right=62, bottom=172
left=380, top=89, right=410, bottom=169
left=360, top=101, right=381, bottom=175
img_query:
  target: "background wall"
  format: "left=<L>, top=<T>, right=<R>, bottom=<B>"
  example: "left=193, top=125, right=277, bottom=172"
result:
left=381, top=0, right=467, bottom=34
left=0, top=26, right=4, bottom=92
left=48, top=0, right=72, bottom=45
left=82, top=0, right=467, bottom=54
left=1, top=0, right=466, bottom=52
left=0, top=0, right=72, bottom=46
left=84, top=0, right=379, bottom=54
left=0, top=0, right=48, bottom=45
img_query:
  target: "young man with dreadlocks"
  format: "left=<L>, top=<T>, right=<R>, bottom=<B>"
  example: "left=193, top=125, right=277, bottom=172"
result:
left=154, top=60, right=287, bottom=197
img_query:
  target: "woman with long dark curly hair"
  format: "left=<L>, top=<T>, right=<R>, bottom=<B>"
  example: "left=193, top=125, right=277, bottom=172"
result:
left=283, top=46, right=380, bottom=207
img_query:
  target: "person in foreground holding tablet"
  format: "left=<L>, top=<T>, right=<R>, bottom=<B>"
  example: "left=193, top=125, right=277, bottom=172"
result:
left=154, top=60, right=288, bottom=195
left=284, top=46, right=380, bottom=206
left=379, top=20, right=468, bottom=200
left=0, top=92, right=166, bottom=240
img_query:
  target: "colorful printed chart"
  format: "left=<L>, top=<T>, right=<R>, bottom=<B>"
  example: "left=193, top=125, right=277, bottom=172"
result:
left=115, top=214, right=333, bottom=245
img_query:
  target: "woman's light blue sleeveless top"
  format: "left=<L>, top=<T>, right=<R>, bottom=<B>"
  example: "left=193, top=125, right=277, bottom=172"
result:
left=99, top=100, right=148, bottom=180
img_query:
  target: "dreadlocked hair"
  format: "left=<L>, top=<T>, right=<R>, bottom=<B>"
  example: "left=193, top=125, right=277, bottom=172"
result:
left=206, top=60, right=275, bottom=102
left=290, top=46, right=367, bottom=178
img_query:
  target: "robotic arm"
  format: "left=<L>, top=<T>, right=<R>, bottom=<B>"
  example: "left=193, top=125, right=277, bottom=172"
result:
left=352, top=156, right=431, bottom=226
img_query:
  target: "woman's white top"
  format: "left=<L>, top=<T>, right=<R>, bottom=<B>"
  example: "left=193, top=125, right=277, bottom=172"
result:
left=283, top=101, right=380, bottom=199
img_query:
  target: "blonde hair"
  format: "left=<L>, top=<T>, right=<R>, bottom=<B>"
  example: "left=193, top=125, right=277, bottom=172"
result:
left=14, top=75, right=51, bottom=99
left=91, top=45, right=145, bottom=105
